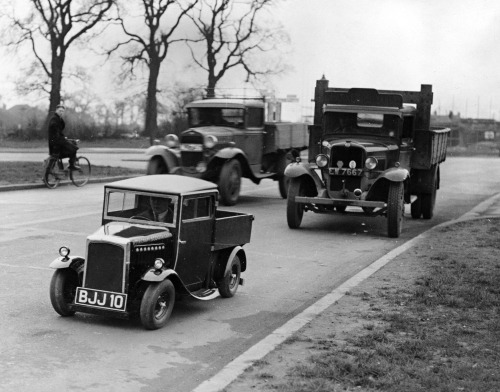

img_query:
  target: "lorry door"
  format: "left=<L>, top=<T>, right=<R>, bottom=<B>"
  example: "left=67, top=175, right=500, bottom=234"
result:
left=175, top=195, right=215, bottom=288
left=243, top=107, right=265, bottom=166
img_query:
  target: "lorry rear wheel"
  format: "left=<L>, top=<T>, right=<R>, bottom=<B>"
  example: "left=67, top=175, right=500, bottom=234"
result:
left=387, top=182, right=404, bottom=238
left=218, top=255, right=241, bottom=298
left=411, top=195, right=422, bottom=219
left=287, top=178, right=304, bottom=229
left=140, top=280, right=175, bottom=330
left=421, top=166, right=438, bottom=219
left=147, top=157, right=168, bottom=175
left=218, top=160, right=242, bottom=206
left=49, top=264, right=83, bottom=317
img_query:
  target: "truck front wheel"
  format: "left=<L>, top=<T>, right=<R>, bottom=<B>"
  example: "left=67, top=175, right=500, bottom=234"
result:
left=49, top=264, right=83, bottom=317
left=287, top=178, right=305, bottom=229
left=218, top=159, right=242, bottom=206
left=140, top=280, right=175, bottom=330
left=387, top=182, right=404, bottom=238
left=147, top=157, right=168, bottom=175
left=218, top=255, right=242, bottom=298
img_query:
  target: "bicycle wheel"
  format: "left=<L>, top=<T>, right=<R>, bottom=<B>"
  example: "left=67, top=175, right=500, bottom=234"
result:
left=43, top=158, right=61, bottom=189
left=70, top=156, right=91, bottom=187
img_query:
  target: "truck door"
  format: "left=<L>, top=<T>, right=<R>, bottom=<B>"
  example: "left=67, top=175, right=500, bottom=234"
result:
left=175, top=195, right=215, bottom=288
left=244, top=107, right=265, bottom=166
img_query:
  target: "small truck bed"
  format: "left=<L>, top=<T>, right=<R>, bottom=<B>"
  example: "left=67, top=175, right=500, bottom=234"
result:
left=411, top=127, right=451, bottom=169
left=212, top=210, right=254, bottom=251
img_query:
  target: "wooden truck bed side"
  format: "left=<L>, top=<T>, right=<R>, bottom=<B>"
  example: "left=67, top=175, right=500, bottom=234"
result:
left=212, top=210, right=253, bottom=251
left=263, top=122, right=309, bottom=154
left=411, top=127, right=451, bottom=169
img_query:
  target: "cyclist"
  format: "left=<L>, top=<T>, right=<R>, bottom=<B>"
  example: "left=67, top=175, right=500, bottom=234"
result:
left=48, top=104, right=79, bottom=170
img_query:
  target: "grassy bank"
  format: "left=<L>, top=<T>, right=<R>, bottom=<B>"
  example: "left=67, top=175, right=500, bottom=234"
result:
left=0, top=161, right=143, bottom=186
left=229, top=218, right=500, bottom=392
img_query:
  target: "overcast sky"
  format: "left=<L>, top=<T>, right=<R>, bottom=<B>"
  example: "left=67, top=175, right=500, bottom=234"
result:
left=1, top=0, right=499, bottom=120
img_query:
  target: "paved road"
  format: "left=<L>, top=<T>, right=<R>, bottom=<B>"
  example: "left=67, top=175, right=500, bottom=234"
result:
left=0, top=156, right=499, bottom=391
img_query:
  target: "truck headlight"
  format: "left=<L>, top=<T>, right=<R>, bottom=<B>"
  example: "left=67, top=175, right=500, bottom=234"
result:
left=204, top=135, right=218, bottom=149
left=165, top=134, right=179, bottom=148
left=365, top=157, right=378, bottom=170
left=315, top=154, right=329, bottom=168
left=59, top=246, right=70, bottom=258
left=196, top=161, right=207, bottom=173
left=154, top=258, right=164, bottom=270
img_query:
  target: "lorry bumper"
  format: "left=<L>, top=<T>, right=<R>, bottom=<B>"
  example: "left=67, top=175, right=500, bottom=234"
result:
left=295, top=196, right=386, bottom=209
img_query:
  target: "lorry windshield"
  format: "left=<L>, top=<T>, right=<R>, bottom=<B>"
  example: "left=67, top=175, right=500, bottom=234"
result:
left=189, top=107, right=245, bottom=128
left=324, top=112, right=400, bottom=138
left=106, top=191, right=177, bottom=226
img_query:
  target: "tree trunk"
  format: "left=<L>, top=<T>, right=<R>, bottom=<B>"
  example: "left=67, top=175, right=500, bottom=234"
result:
left=145, top=61, right=160, bottom=145
left=43, top=58, right=64, bottom=138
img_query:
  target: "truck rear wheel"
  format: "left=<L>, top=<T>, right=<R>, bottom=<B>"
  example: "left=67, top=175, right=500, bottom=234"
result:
left=218, top=255, right=241, bottom=298
left=421, top=166, right=438, bottom=219
left=387, top=182, right=404, bottom=238
left=140, top=280, right=175, bottom=330
left=218, top=159, right=242, bottom=206
left=411, top=195, right=422, bottom=219
left=287, top=178, right=304, bottom=229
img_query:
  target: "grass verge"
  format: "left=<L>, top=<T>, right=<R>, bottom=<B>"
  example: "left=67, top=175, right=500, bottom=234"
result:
left=0, top=161, right=143, bottom=185
left=230, top=218, right=500, bottom=392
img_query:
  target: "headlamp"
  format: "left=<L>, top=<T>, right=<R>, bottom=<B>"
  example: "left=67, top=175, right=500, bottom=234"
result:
left=365, top=157, right=378, bottom=170
left=204, top=135, right=218, bottom=149
left=154, top=258, right=164, bottom=270
left=315, top=154, right=329, bottom=168
left=59, top=246, right=70, bottom=258
left=165, top=134, right=179, bottom=148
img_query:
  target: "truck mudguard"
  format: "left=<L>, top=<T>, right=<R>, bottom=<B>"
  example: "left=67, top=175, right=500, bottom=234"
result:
left=214, top=147, right=246, bottom=160
left=284, top=162, right=324, bottom=190
left=225, top=246, right=247, bottom=275
left=145, top=145, right=179, bottom=170
left=49, top=256, right=85, bottom=270
left=379, top=167, right=409, bottom=182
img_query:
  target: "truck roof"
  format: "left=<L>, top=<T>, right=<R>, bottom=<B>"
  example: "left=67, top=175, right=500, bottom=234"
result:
left=186, top=98, right=264, bottom=109
left=106, top=175, right=218, bottom=195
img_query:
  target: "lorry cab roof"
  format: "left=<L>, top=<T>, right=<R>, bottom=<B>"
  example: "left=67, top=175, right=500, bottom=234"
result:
left=106, top=175, right=218, bottom=195
left=186, top=98, right=264, bottom=109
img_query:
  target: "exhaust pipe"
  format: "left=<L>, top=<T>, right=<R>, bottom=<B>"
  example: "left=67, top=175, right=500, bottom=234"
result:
left=353, top=188, right=362, bottom=197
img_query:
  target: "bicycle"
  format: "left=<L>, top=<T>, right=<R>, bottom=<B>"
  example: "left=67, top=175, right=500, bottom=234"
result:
left=43, top=139, right=91, bottom=189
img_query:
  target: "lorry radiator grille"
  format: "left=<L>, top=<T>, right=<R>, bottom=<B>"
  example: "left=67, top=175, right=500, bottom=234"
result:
left=85, top=243, right=125, bottom=293
left=330, top=145, right=365, bottom=169
left=181, top=151, right=203, bottom=167
left=181, top=133, right=203, bottom=144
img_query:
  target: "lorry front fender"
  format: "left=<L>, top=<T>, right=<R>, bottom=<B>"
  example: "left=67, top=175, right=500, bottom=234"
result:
left=285, top=162, right=324, bottom=191
left=145, top=145, right=180, bottom=172
left=49, top=256, right=85, bottom=270
left=379, top=167, right=409, bottom=182
left=142, top=268, right=179, bottom=283
left=214, top=147, right=246, bottom=160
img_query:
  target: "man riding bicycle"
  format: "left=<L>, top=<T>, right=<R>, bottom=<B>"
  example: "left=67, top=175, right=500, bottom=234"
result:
left=48, top=104, right=80, bottom=170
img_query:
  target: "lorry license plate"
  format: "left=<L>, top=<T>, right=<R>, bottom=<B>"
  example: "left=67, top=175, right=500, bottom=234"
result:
left=75, top=288, right=127, bottom=312
left=329, top=168, right=363, bottom=176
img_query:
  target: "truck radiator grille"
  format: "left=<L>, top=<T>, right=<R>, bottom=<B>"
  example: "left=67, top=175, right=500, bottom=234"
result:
left=181, top=151, right=203, bottom=167
left=330, top=145, right=365, bottom=169
left=181, top=134, right=203, bottom=144
left=84, top=243, right=125, bottom=293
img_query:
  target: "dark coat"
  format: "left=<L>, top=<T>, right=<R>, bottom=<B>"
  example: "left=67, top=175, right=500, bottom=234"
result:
left=48, top=113, right=78, bottom=157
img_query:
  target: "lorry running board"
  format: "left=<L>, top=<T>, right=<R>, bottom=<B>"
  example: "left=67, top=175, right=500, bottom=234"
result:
left=189, top=288, right=219, bottom=301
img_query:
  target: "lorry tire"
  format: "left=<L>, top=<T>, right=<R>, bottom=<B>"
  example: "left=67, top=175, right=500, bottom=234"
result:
left=287, top=178, right=304, bottom=229
left=140, top=279, right=175, bottom=330
left=387, top=182, right=404, bottom=238
left=421, top=166, right=438, bottom=219
left=411, top=195, right=422, bottom=219
left=218, top=255, right=241, bottom=298
left=49, top=263, right=83, bottom=317
left=147, top=157, right=168, bottom=175
left=278, top=176, right=291, bottom=199
left=218, top=159, right=242, bottom=206
left=278, top=152, right=294, bottom=199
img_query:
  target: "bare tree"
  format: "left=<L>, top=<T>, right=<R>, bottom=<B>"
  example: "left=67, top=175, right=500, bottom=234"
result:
left=6, top=0, right=117, bottom=129
left=187, top=0, right=289, bottom=97
left=109, top=0, right=197, bottom=145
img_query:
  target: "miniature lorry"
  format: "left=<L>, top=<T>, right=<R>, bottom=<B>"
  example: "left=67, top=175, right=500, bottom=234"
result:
left=145, top=98, right=308, bottom=205
left=49, top=175, right=253, bottom=330
left=285, top=76, right=450, bottom=238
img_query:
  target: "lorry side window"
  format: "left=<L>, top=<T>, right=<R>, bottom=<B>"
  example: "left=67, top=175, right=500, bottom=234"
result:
left=182, top=196, right=212, bottom=221
left=247, top=107, right=264, bottom=128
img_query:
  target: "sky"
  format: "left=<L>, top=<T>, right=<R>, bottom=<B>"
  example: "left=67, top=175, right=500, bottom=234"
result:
left=1, top=0, right=500, bottom=120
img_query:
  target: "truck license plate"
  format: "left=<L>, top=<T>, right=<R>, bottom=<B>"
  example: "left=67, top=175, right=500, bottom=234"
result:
left=329, top=168, right=363, bottom=176
left=75, top=288, right=127, bottom=312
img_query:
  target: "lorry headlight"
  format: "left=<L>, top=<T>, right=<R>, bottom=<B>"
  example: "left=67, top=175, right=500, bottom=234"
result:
left=154, top=258, right=164, bottom=270
left=59, top=246, right=70, bottom=258
left=196, top=161, right=207, bottom=173
left=204, top=135, right=218, bottom=149
left=365, top=157, right=378, bottom=170
left=165, top=134, right=179, bottom=148
left=315, top=154, right=329, bottom=168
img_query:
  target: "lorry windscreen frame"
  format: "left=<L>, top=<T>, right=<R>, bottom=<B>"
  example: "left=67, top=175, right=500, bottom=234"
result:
left=323, top=112, right=401, bottom=139
left=188, top=107, right=245, bottom=128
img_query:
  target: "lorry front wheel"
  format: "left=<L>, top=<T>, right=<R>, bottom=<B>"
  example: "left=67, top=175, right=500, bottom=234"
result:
left=287, top=178, right=304, bottom=229
left=218, top=160, right=242, bottom=206
left=140, top=280, right=175, bottom=330
left=147, top=157, right=168, bottom=175
left=387, top=182, right=404, bottom=238
left=49, top=264, right=83, bottom=317
left=218, top=255, right=241, bottom=298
